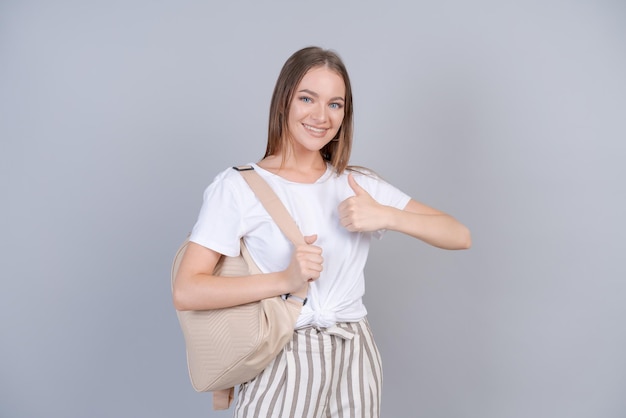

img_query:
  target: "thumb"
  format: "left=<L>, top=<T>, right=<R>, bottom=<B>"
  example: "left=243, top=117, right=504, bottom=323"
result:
left=304, top=234, right=318, bottom=245
left=348, top=173, right=366, bottom=196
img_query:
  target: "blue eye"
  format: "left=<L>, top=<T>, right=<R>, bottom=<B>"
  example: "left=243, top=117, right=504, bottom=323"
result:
left=329, top=103, right=343, bottom=110
left=300, top=96, right=312, bottom=103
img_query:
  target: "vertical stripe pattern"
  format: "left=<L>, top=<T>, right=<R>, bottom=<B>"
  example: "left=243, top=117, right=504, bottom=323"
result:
left=233, top=318, right=383, bottom=418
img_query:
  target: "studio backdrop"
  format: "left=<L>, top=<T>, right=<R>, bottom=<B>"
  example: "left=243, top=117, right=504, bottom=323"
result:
left=1, top=1, right=625, bottom=417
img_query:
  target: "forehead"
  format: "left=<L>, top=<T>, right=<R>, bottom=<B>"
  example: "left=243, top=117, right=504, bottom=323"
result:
left=297, top=66, right=346, bottom=96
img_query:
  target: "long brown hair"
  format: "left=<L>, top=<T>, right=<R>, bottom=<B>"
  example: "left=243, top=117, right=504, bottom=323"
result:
left=264, top=46, right=354, bottom=174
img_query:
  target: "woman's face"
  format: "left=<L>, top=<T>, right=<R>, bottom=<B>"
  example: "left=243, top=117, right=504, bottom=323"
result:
left=286, top=66, right=346, bottom=155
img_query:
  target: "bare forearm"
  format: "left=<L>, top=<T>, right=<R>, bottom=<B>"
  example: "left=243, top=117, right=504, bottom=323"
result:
left=385, top=206, right=472, bottom=250
left=173, top=240, right=318, bottom=311
left=173, top=272, right=288, bottom=311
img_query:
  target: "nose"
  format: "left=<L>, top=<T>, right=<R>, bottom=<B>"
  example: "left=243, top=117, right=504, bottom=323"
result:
left=311, top=103, right=327, bottom=122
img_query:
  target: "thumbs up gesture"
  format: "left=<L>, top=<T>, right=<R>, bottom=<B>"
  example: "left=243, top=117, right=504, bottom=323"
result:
left=338, top=173, right=387, bottom=232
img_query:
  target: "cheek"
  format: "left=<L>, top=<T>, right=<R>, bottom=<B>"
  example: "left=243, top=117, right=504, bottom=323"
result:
left=287, top=104, right=305, bottom=124
left=332, top=111, right=345, bottom=127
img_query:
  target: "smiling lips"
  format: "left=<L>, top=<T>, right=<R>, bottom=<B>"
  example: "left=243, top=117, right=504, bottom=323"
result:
left=303, top=123, right=328, bottom=136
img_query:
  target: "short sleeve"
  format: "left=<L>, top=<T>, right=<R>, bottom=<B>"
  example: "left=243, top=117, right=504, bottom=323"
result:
left=188, top=168, right=245, bottom=257
left=353, top=171, right=411, bottom=210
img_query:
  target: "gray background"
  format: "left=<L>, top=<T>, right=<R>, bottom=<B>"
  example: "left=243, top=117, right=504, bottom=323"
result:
left=1, top=1, right=625, bottom=417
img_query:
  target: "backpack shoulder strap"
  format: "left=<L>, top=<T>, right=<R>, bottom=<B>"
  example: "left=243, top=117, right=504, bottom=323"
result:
left=234, top=166, right=305, bottom=246
left=235, top=165, right=309, bottom=301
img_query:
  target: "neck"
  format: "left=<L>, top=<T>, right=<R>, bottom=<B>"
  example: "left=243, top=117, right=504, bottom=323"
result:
left=277, top=141, right=327, bottom=169
left=258, top=152, right=328, bottom=184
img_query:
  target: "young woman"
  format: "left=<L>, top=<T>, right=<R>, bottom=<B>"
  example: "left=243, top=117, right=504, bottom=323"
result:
left=173, top=46, right=471, bottom=417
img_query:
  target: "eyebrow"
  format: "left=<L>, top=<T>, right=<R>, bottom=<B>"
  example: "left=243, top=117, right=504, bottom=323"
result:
left=298, top=89, right=345, bottom=102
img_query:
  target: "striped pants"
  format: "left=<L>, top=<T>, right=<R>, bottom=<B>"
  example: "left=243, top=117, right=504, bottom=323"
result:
left=234, top=318, right=383, bottom=418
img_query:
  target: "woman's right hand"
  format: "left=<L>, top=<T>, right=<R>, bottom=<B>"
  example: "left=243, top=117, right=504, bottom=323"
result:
left=282, top=234, right=323, bottom=295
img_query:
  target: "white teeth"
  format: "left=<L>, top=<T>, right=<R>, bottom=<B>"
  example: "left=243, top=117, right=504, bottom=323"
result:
left=304, top=124, right=326, bottom=133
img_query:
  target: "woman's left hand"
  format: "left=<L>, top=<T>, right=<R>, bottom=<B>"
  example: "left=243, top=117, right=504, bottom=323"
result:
left=338, top=173, right=388, bottom=232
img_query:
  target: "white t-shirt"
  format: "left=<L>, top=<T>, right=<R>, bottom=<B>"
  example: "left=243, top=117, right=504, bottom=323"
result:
left=189, top=163, right=411, bottom=328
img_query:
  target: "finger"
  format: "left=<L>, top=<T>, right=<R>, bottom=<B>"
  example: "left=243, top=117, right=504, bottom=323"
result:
left=296, top=251, right=324, bottom=273
left=299, top=261, right=322, bottom=281
left=304, top=234, right=318, bottom=245
left=338, top=212, right=350, bottom=228
left=305, top=261, right=323, bottom=274
left=338, top=196, right=358, bottom=219
left=348, top=173, right=367, bottom=196
left=297, top=247, right=323, bottom=260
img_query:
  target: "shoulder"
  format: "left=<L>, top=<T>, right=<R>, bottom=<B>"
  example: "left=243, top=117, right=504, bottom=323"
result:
left=211, top=165, right=245, bottom=182
left=206, top=165, right=252, bottom=190
left=199, top=165, right=258, bottom=206
left=344, top=166, right=386, bottom=187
